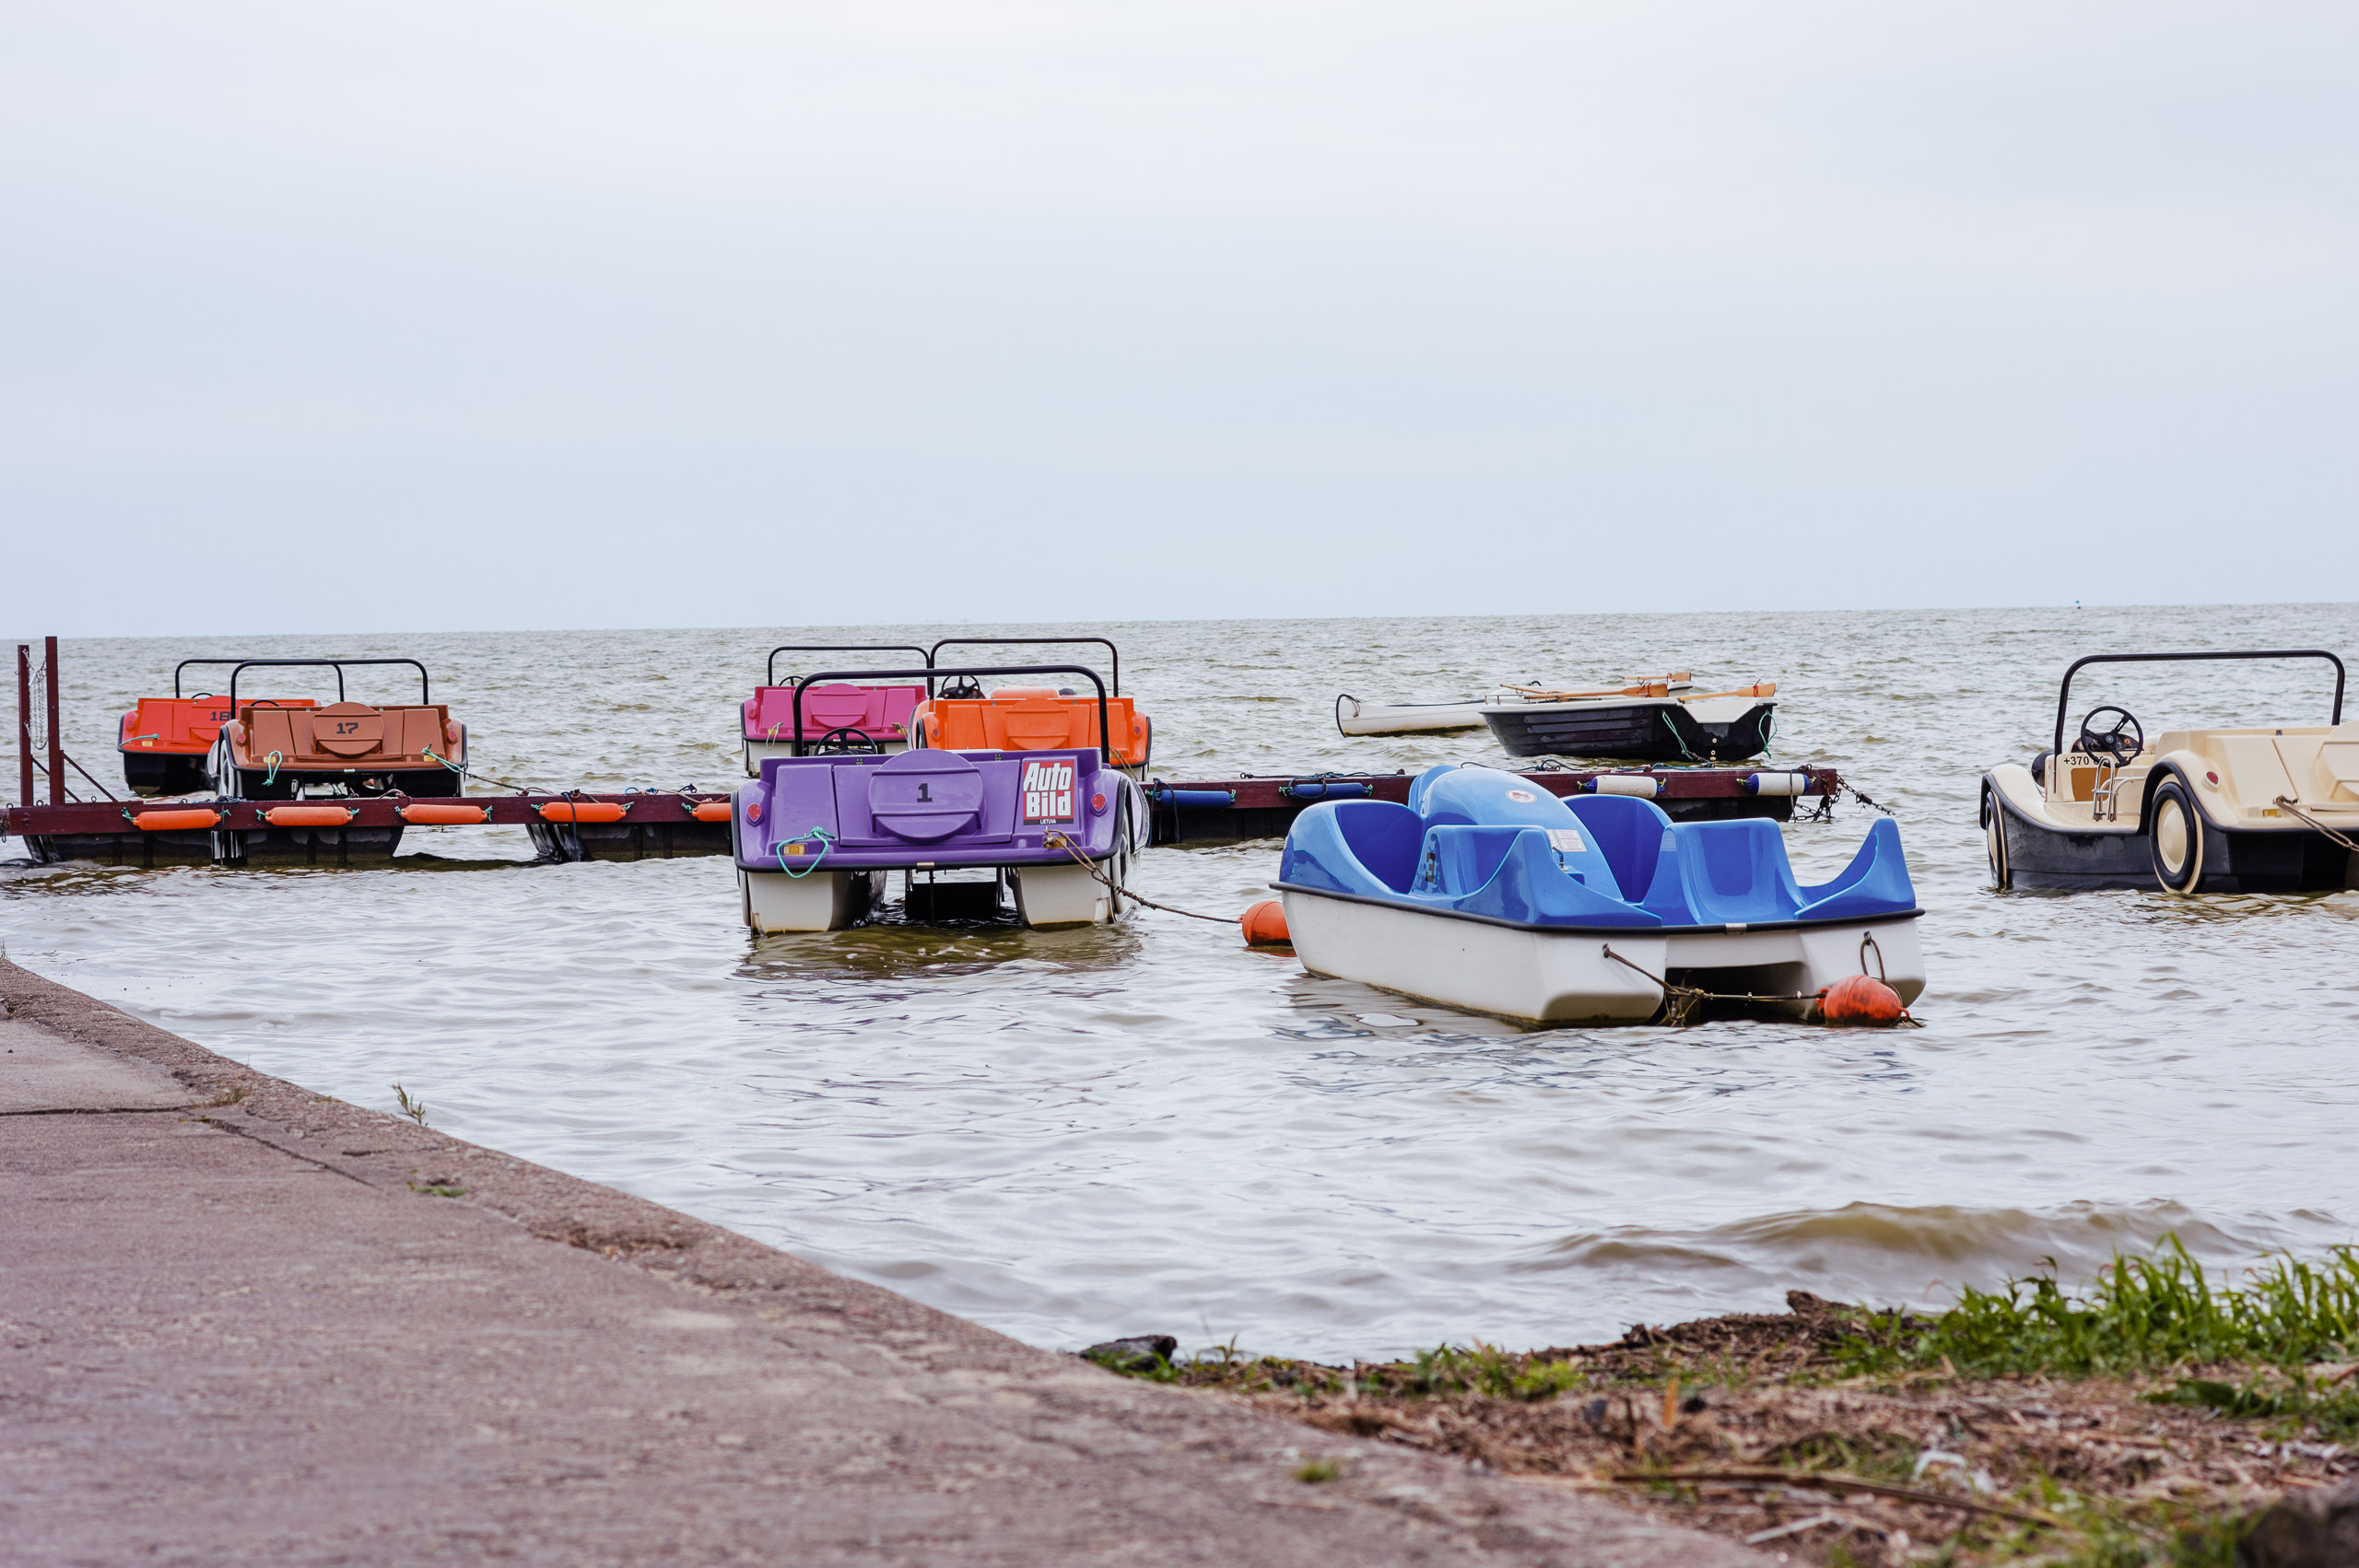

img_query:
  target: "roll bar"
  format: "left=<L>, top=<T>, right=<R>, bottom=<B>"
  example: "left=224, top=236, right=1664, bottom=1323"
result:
left=225, top=659, right=431, bottom=708
left=173, top=658, right=284, bottom=699
left=766, top=644, right=932, bottom=687
left=2054, top=649, right=2346, bottom=755
left=792, top=665, right=1109, bottom=760
left=928, top=638, right=1119, bottom=696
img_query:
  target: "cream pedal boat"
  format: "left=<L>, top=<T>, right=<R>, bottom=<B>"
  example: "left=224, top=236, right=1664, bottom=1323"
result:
left=1980, top=649, right=2358, bottom=894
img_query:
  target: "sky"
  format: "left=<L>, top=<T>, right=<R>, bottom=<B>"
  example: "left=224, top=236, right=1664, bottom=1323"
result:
left=2, top=1, right=2353, bottom=636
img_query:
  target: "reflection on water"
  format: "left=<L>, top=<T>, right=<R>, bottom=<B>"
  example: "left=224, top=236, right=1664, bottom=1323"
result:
left=5, top=604, right=2358, bottom=1359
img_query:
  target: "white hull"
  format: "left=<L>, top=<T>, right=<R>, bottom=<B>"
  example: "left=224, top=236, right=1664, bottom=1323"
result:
left=742, top=849, right=1134, bottom=933
left=1336, top=696, right=1489, bottom=737
left=1281, top=890, right=1924, bottom=1024
left=742, top=868, right=888, bottom=932
left=745, top=736, right=908, bottom=775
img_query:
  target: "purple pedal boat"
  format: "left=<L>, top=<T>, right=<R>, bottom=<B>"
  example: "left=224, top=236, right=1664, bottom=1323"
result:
left=733, top=662, right=1149, bottom=931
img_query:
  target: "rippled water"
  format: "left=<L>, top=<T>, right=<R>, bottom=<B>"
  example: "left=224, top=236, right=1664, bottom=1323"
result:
left=6, top=606, right=2356, bottom=1360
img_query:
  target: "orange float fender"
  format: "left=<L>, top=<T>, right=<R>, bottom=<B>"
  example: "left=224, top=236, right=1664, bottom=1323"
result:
left=537, top=801, right=629, bottom=824
left=1239, top=899, right=1291, bottom=947
left=398, top=802, right=491, bottom=825
left=1817, top=973, right=1905, bottom=1027
left=689, top=802, right=733, bottom=823
left=263, top=805, right=359, bottom=827
left=128, top=808, right=225, bottom=831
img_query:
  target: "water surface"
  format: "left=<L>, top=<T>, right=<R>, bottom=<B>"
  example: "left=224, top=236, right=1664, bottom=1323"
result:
left=6, top=605, right=2355, bottom=1359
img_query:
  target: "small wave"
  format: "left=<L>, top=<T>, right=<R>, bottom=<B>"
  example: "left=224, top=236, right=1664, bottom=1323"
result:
left=1522, top=1199, right=2344, bottom=1314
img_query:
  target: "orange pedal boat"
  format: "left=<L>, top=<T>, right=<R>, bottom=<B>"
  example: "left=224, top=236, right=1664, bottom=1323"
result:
left=906, top=638, right=1152, bottom=778
left=118, top=659, right=315, bottom=796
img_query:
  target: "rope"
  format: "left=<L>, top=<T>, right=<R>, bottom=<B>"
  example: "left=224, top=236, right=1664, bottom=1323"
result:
left=1599, top=943, right=1918, bottom=1028
left=422, top=748, right=463, bottom=773
left=263, top=750, right=284, bottom=787
left=778, top=826, right=836, bottom=878
left=1042, top=833, right=1235, bottom=922
left=1600, top=944, right=1715, bottom=1027
left=2273, top=796, right=2359, bottom=854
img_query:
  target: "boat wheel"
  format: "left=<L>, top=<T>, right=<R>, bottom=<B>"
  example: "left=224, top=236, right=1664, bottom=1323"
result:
left=810, top=726, right=881, bottom=755
left=2148, top=775, right=2206, bottom=895
left=1982, top=784, right=2011, bottom=889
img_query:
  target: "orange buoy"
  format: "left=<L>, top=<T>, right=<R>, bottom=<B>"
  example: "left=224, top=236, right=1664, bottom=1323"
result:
left=537, top=801, right=628, bottom=824
left=131, top=808, right=224, bottom=831
left=398, top=802, right=491, bottom=825
left=689, top=802, right=733, bottom=823
left=1817, top=973, right=1905, bottom=1026
left=263, top=805, right=358, bottom=827
left=1240, top=899, right=1291, bottom=947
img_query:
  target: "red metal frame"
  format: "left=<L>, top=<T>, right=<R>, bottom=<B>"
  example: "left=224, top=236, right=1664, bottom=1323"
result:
left=44, top=636, right=63, bottom=805
left=15, top=643, right=30, bottom=809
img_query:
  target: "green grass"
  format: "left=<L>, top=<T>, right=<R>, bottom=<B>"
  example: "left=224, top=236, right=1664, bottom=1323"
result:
left=1398, top=1341, right=1586, bottom=1400
left=1842, top=1235, right=2359, bottom=1380
left=2043, top=1505, right=2250, bottom=1568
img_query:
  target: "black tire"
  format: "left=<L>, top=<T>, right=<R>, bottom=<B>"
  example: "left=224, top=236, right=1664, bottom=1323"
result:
left=1983, top=785, right=2012, bottom=890
left=2148, top=776, right=2207, bottom=895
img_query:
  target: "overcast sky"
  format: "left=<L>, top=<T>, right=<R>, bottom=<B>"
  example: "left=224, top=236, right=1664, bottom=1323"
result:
left=3, top=2, right=2353, bottom=636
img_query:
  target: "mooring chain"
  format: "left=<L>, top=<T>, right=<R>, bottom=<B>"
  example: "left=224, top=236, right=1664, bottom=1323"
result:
left=1600, top=943, right=1919, bottom=1028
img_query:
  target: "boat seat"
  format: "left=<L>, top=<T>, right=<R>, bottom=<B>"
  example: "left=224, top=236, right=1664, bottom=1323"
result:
left=1328, top=800, right=1424, bottom=893
left=2316, top=725, right=2359, bottom=802
left=1652, top=818, right=1805, bottom=926
left=1416, top=825, right=1529, bottom=897
left=1564, top=794, right=1670, bottom=906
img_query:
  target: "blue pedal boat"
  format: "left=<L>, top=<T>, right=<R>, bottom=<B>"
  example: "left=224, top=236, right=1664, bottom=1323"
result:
left=732, top=662, right=1149, bottom=931
left=1274, top=765, right=1923, bottom=1024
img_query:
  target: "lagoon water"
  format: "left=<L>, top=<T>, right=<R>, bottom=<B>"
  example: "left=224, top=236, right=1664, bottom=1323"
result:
left=6, top=604, right=2357, bottom=1362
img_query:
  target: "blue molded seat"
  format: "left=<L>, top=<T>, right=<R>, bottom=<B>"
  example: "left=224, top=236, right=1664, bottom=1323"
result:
left=1795, top=818, right=1915, bottom=919
left=1274, top=766, right=1914, bottom=930
left=1563, top=794, right=1670, bottom=905
left=1661, top=818, right=1805, bottom=924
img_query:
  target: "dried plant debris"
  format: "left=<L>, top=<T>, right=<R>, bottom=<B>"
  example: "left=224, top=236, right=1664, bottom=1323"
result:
left=1093, top=1243, right=2359, bottom=1566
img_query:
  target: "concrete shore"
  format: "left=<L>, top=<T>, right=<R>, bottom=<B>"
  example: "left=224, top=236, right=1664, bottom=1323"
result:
left=0, top=957, right=1754, bottom=1566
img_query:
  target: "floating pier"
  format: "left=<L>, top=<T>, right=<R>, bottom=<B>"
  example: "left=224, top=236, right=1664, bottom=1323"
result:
left=4, top=766, right=1846, bottom=867
left=1, top=791, right=735, bottom=867
left=1143, top=766, right=1842, bottom=846
left=10, top=635, right=1848, bottom=870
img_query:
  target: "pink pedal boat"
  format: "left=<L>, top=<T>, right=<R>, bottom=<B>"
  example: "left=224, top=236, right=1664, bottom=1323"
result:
left=741, top=644, right=928, bottom=774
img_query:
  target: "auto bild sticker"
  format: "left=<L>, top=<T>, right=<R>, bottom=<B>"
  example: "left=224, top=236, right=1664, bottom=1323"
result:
left=1021, top=758, right=1077, bottom=824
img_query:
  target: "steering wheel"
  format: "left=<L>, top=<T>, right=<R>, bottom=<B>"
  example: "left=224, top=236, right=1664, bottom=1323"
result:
left=2075, top=705, right=2144, bottom=766
left=810, top=726, right=882, bottom=755
left=937, top=677, right=983, bottom=700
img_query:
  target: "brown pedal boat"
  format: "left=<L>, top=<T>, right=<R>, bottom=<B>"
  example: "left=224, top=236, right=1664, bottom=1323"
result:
left=208, top=659, right=467, bottom=802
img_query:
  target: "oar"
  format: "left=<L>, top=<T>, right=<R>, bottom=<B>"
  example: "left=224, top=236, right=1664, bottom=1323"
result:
left=1677, top=682, right=1778, bottom=703
left=1499, top=673, right=1694, bottom=702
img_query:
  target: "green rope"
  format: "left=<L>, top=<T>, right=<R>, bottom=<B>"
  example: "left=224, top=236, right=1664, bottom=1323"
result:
left=264, top=750, right=284, bottom=787
left=778, top=826, right=837, bottom=879
left=423, top=748, right=463, bottom=772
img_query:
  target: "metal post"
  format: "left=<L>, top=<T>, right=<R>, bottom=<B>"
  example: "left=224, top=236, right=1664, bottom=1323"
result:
left=45, top=635, right=63, bottom=805
left=15, top=644, right=30, bottom=809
